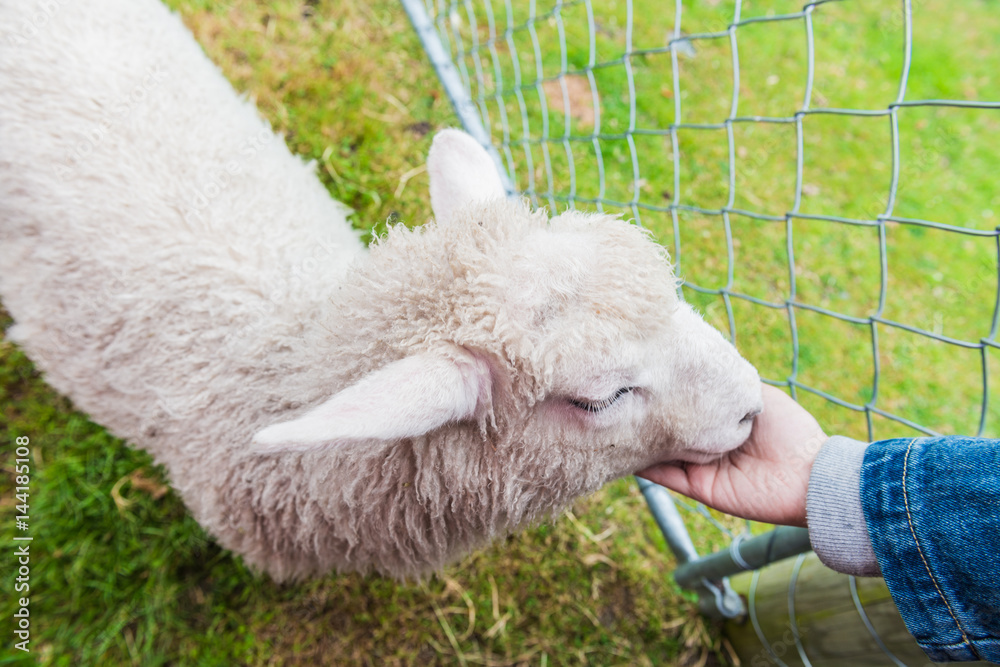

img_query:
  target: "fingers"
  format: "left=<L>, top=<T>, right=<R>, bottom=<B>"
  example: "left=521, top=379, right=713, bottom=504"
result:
left=760, top=382, right=794, bottom=406
left=636, top=463, right=692, bottom=497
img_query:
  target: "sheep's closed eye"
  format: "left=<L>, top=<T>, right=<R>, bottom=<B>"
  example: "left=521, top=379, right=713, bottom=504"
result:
left=568, top=387, right=635, bottom=413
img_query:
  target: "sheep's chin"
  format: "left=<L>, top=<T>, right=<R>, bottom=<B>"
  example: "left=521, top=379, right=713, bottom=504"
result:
left=666, top=449, right=730, bottom=465
left=665, top=429, right=753, bottom=465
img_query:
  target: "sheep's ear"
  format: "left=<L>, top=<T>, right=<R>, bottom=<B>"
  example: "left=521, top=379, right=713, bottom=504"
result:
left=252, top=350, right=491, bottom=453
left=427, top=129, right=506, bottom=224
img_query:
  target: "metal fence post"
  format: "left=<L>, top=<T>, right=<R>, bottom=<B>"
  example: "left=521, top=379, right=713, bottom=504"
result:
left=400, top=1, right=1000, bottom=662
left=400, top=0, right=513, bottom=193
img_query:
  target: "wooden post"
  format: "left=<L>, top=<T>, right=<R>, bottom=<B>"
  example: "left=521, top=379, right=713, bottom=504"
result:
left=723, top=552, right=989, bottom=667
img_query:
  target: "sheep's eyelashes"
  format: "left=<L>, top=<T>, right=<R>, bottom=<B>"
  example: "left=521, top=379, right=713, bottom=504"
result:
left=567, top=387, right=635, bottom=413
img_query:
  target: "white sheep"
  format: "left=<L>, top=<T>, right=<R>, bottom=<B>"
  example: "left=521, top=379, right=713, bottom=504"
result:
left=0, top=0, right=763, bottom=580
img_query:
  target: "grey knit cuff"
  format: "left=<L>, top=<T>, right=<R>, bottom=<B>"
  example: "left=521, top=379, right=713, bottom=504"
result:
left=806, top=435, right=881, bottom=577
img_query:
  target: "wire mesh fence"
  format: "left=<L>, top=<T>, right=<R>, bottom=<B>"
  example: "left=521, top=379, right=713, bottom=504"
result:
left=404, top=0, right=999, bottom=662
left=407, top=0, right=1000, bottom=441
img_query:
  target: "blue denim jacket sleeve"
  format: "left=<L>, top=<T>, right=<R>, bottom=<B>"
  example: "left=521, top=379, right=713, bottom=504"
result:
left=861, top=436, right=1000, bottom=663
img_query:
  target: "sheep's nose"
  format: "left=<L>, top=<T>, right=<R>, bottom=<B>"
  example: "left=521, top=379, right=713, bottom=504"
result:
left=740, top=407, right=762, bottom=425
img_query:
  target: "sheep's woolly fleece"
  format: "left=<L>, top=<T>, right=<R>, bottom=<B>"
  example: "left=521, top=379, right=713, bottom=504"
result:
left=0, top=0, right=762, bottom=580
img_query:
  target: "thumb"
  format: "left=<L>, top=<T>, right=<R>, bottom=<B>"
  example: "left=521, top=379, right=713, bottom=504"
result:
left=637, top=463, right=693, bottom=497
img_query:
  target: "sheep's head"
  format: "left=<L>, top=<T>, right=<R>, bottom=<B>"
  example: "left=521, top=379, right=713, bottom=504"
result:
left=255, top=130, right=762, bottom=488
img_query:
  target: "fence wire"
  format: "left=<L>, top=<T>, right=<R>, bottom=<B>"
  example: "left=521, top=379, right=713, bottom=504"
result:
left=405, top=0, right=999, bottom=662
left=411, top=0, right=1000, bottom=441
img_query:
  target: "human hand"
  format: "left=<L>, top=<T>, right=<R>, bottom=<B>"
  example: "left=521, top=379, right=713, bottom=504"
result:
left=638, top=384, right=828, bottom=527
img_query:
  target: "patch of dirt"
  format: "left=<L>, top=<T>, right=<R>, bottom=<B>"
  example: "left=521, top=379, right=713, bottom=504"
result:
left=597, top=577, right=636, bottom=627
left=405, top=121, right=433, bottom=137
left=542, top=74, right=597, bottom=129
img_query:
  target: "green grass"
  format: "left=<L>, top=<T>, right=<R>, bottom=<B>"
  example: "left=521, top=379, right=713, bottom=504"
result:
left=2, top=0, right=999, bottom=664
left=1, top=318, right=708, bottom=665
left=452, top=0, right=1000, bottom=440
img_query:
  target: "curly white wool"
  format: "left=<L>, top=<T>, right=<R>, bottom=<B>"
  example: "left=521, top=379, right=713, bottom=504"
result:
left=0, top=0, right=762, bottom=580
